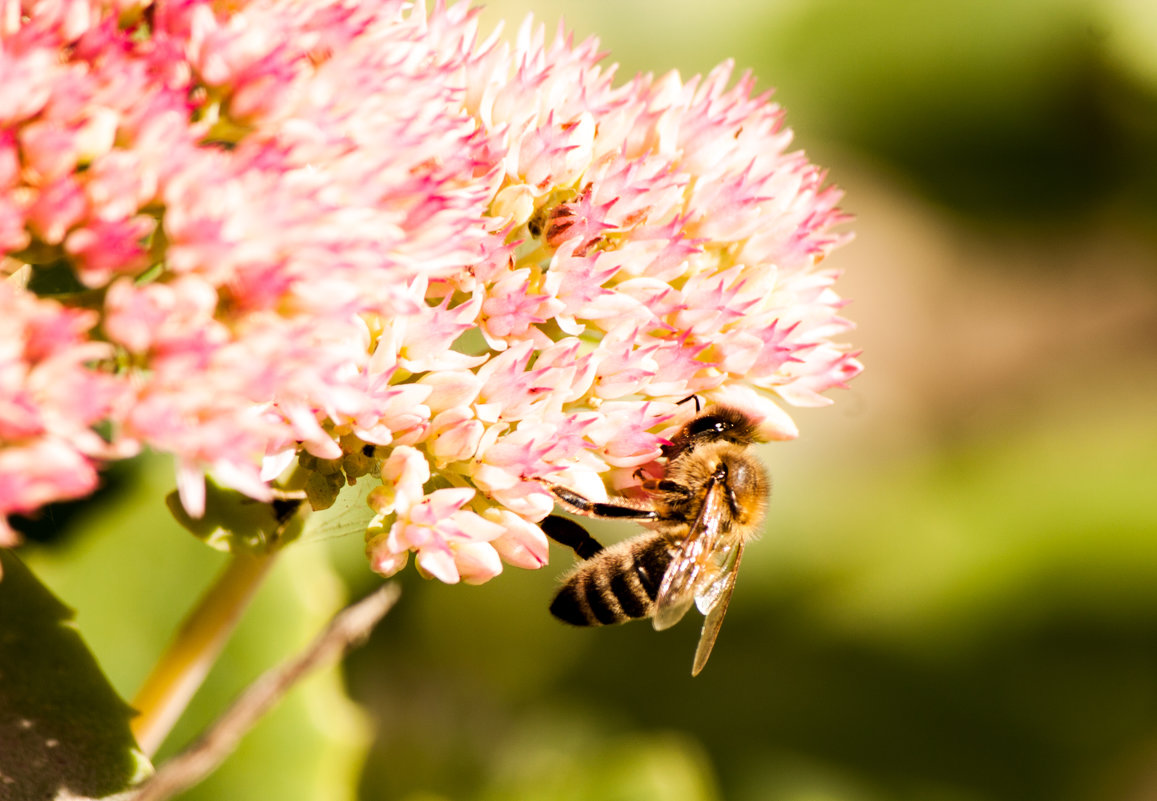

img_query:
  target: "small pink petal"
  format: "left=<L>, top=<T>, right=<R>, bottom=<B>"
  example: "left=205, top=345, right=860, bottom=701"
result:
left=260, top=448, right=296, bottom=482
left=486, top=509, right=549, bottom=569
left=176, top=461, right=207, bottom=519
left=369, top=548, right=409, bottom=578
left=428, top=413, right=484, bottom=465
left=417, top=546, right=460, bottom=584
left=454, top=541, right=504, bottom=585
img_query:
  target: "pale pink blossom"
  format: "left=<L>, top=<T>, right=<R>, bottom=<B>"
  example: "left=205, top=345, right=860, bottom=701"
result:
left=65, top=215, right=156, bottom=286
left=484, top=508, right=549, bottom=570
left=368, top=446, right=430, bottom=517
left=1, top=0, right=859, bottom=579
left=427, top=410, right=485, bottom=467
left=0, top=283, right=124, bottom=543
left=368, top=487, right=507, bottom=585
left=26, top=174, right=88, bottom=246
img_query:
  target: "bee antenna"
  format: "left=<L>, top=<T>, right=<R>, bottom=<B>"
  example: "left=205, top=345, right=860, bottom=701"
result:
left=676, top=394, right=702, bottom=413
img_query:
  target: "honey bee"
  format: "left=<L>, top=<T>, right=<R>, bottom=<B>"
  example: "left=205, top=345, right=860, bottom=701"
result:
left=542, top=405, right=770, bottom=675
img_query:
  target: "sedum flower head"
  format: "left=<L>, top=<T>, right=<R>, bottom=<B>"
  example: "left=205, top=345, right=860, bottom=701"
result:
left=1, top=0, right=861, bottom=578
left=0, top=282, right=124, bottom=544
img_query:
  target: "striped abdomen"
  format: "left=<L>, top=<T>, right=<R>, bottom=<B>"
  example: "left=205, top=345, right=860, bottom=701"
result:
left=550, top=532, right=676, bottom=626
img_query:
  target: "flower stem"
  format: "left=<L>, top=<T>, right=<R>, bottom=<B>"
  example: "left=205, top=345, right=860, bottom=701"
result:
left=131, top=549, right=277, bottom=757
left=131, top=583, right=401, bottom=801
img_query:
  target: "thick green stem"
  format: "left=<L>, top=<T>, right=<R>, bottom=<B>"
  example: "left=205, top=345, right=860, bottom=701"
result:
left=131, top=549, right=276, bottom=757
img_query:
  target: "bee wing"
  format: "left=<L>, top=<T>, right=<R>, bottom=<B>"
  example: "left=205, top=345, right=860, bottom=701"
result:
left=651, top=591, right=695, bottom=632
left=651, top=474, right=729, bottom=632
left=691, top=541, right=745, bottom=676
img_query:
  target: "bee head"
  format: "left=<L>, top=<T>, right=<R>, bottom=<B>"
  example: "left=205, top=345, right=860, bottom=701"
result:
left=663, top=406, right=759, bottom=458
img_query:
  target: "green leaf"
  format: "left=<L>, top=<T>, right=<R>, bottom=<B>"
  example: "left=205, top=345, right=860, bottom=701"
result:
left=22, top=258, right=88, bottom=295
left=0, top=550, right=152, bottom=800
left=165, top=472, right=378, bottom=555
left=23, top=453, right=372, bottom=801
left=299, top=473, right=377, bottom=545
left=165, top=479, right=305, bottom=555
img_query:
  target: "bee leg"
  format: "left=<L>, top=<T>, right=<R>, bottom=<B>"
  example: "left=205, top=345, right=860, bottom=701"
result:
left=549, top=485, right=660, bottom=521
left=542, top=515, right=604, bottom=560
left=638, top=479, right=690, bottom=496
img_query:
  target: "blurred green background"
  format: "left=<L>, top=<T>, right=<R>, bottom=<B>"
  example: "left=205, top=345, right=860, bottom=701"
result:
left=16, top=1, right=1157, bottom=799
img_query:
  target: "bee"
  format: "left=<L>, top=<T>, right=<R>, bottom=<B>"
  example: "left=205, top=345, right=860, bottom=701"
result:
left=542, top=405, right=770, bottom=676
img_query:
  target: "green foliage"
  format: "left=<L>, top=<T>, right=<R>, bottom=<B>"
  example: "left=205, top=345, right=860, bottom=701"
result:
left=19, top=375, right=1155, bottom=801
left=299, top=473, right=378, bottom=546
left=22, top=455, right=370, bottom=801
left=335, top=393, right=1157, bottom=801
left=165, top=480, right=305, bottom=554
left=478, top=728, right=720, bottom=801
left=0, top=550, right=150, bottom=800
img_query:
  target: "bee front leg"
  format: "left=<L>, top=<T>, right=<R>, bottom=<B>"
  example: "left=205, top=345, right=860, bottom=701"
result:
left=548, top=484, right=660, bottom=521
left=541, top=515, right=604, bottom=560
left=639, top=479, right=690, bottom=496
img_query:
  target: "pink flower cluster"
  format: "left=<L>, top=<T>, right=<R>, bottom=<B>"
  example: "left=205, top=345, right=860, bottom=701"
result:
left=0, top=282, right=124, bottom=543
left=1, top=0, right=861, bottom=574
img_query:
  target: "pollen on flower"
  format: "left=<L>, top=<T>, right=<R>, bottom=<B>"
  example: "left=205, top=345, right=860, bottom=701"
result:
left=0, top=0, right=860, bottom=580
